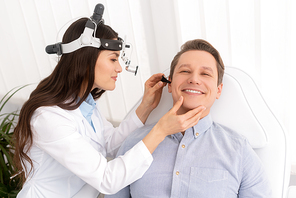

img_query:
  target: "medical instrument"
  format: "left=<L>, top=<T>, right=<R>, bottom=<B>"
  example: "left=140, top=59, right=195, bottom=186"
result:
left=45, top=3, right=138, bottom=75
left=121, top=39, right=138, bottom=75
left=161, top=75, right=171, bottom=84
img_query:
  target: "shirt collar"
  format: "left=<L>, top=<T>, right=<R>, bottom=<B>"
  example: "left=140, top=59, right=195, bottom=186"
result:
left=171, top=114, right=213, bottom=139
left=192, top=114, right=213, bottom=138
left=79, top=93, right=96, bottom=120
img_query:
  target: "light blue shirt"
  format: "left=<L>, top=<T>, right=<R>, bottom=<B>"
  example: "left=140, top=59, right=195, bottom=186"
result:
left=79, top=93, right=96, bottom=132
left=106, top=115, right=272, bottom=198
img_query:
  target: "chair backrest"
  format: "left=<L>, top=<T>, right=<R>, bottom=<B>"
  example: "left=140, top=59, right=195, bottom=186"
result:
left=133, top=66, right=290, bottom=198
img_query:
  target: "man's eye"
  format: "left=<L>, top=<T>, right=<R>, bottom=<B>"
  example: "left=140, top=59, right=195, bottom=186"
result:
left=202, top=72, right=211, bottom=76
left=180, top=70, right=190, bottom=73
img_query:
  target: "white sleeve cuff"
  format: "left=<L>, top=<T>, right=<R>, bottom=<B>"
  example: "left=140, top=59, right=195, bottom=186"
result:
left=130, top=110, right=145, bottom=128
left=135, top=140, right=153, bottom=161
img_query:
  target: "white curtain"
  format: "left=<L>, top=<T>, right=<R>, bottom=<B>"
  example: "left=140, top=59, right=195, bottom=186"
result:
left=176, top=0, right=296, bottom=163
left=0, top=0, right=295, bottom=165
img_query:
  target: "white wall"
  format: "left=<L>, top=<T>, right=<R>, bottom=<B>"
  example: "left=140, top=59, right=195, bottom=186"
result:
left=1, top=0, right=295, bottom=169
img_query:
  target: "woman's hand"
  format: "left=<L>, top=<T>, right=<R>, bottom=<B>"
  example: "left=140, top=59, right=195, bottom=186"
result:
left=142, top=96, right=206, bottom=153
left=136, top=73, right=167, bottom=124
left=153, top=96, right=206, bottom=136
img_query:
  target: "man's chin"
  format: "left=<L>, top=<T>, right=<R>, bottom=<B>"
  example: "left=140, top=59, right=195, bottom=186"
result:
left=183, top=103, right=201, bottom=111
left=176, top=105, right=201, bottom=115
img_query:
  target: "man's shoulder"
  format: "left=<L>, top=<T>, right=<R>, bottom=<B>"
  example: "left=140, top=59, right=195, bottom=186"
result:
left=212, top=122, right=248, bottom=145
left=117, top=123, right=156, bottom=155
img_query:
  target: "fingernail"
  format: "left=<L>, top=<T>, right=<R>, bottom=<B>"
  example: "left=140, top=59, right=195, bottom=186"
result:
left=158, top=81, right=163, bottom=86
left=179, top=96, right=182, bottom=100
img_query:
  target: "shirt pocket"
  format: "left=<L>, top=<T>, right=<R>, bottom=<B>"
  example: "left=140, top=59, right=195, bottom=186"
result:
left=188, top=167, right=228, bottom=198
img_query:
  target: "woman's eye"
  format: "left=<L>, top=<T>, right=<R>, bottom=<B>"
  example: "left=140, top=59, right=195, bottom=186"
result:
left=111, top=59, right=118, bottom=62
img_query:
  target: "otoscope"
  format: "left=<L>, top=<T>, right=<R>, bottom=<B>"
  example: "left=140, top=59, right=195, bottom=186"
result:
left=161, top=75, right=171, bottom=84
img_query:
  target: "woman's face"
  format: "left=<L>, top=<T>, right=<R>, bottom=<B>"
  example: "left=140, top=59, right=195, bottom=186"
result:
left=92, top=50, right=122, bottom=91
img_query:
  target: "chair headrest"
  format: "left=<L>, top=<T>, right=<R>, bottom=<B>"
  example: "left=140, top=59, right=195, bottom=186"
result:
left=211, top=67, right=268, bottom=148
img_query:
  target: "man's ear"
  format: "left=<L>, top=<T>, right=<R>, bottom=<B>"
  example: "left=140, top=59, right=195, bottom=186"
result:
left=216, top=83, right=223, bottom=99
left=168, top=77, right=172, bottom=93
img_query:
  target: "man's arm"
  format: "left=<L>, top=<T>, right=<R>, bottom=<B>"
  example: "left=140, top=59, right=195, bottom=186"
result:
left=105, top=185, right=131, bottom=198
left=238, top=140, right=273, bottom=197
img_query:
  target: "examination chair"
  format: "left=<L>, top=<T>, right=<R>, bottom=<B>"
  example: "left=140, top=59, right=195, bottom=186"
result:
left=74, top=66, right=290, bottom=198
left=142, top=66, right=290, bottom=198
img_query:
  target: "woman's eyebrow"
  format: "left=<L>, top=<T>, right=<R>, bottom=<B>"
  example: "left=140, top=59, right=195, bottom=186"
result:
left=108, top=52, right=120, bottom=57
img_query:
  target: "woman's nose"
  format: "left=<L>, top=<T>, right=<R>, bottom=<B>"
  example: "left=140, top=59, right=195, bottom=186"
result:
left=116, top=63, right=122, bottom=73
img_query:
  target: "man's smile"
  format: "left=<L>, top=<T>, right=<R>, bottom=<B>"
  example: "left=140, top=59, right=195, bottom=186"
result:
left=182, top=89, right=204, bottom=94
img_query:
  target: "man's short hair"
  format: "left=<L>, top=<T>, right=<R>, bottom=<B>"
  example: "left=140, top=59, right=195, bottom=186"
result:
left=170, top=39, right=225, bottom=85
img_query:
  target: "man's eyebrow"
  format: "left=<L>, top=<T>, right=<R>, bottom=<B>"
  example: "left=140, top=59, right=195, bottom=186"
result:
left=177, top=64, right=190, bottom=69
left=201, top=66, right=214, bottom=73
left=177, top=64, right=214, bottom=73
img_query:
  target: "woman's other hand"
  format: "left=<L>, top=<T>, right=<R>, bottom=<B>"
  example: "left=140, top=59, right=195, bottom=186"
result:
left=136, top=73, right=166, bottom=124
left=142, top=96, right=206, bottom=153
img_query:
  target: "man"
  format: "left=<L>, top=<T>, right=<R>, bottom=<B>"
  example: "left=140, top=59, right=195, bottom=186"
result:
left=106, top=39, right=272, bottom=198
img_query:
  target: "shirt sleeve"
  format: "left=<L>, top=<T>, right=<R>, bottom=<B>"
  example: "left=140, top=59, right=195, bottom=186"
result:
left=32, top=107, right=152, bottom=195
left=238, top=139, right=273, bottom=197
left=104, top=184, right=131, bottom=198
left=99, top=108, right=144, bottom=157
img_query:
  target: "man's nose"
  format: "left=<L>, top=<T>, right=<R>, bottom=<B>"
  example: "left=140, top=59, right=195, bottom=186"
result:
left=188, top=74, right=201, bottom=84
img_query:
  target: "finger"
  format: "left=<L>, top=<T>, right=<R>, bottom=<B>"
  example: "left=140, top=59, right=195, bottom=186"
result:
left=146, top=73, right=164, bottom=86
left=169, top=96, right=184, bottom=114
left=151, top=73, right=164, bottom=81
left=182, top=106, right=206, bottom=128
left=150, top=81, right=165, bottom=92
left=182, top=105, right=206, bottom=118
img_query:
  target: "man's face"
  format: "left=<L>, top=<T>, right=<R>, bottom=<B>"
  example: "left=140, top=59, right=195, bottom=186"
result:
left=168, top=50, right=223, bottom=117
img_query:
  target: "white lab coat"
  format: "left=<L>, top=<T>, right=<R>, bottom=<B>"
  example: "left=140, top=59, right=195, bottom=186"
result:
left=17, top=105, right=153, bottom=198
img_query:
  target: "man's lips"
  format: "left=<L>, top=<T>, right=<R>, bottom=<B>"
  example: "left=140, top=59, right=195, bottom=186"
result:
left=182, top=89, right=204, bottom=94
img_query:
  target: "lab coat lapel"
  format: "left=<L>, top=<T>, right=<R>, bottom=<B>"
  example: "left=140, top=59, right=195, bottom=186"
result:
left=91, top=108, right=106, bottom=146
left=71, top=108, right=106, bottom=149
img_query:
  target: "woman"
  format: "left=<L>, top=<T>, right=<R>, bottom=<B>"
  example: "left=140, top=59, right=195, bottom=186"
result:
left=13, top=18, right=205, bottom=197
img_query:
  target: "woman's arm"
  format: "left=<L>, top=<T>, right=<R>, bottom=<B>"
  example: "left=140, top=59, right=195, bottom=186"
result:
left=103, top=73, right=166, bottom=156
left=135, top=73, right=166, bottom=124
left=32, top=106, right=152, bottom=195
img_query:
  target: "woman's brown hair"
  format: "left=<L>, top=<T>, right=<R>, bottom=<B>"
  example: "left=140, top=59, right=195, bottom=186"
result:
left=13, top=17, right=118, bottom=184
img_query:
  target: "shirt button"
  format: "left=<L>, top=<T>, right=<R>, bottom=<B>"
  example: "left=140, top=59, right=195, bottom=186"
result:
left=182, top=144, right=185, bottom=148
left=195, top=132, right=199, bottom=136
left=176, top=171, right=179, bottom=175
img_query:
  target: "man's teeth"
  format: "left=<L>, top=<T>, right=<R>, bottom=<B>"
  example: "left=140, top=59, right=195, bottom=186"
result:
left=184, top=89, right=202, bottom=94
